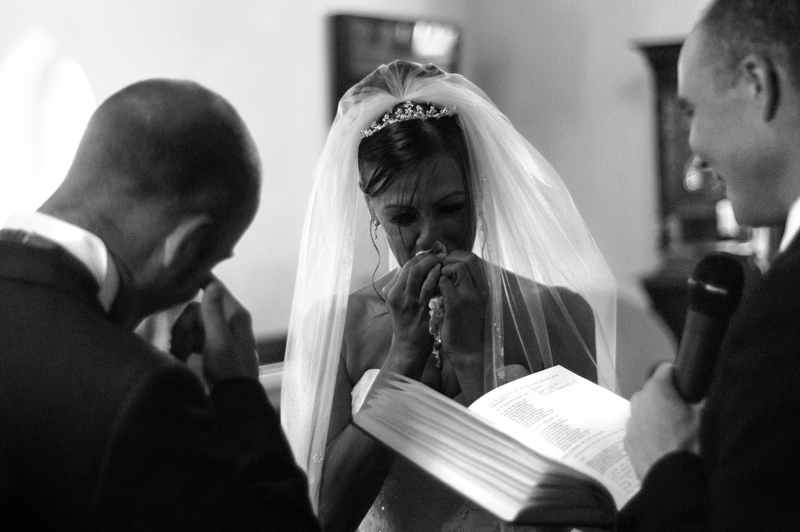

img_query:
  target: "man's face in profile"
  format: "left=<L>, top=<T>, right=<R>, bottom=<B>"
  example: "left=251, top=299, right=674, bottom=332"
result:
left=678, top=27, right=785, bottom=227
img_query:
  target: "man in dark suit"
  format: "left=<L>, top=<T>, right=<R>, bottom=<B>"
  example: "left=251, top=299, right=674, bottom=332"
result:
left=0, top=79, right=319, bottom=531
left=618, top=0, right=800, bottom=530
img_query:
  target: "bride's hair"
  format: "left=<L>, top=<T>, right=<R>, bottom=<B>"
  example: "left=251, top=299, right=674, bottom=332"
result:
left=356, top=62, right=471, bottom=200
left=357, top=102, right=475, bottom=254
left=357, top=110, right=471, bottom=198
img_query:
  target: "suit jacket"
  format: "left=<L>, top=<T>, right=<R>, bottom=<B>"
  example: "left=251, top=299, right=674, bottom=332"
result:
left=617, top=238, right=800, bottom=531
left=0, top=240, right=319, bottom=531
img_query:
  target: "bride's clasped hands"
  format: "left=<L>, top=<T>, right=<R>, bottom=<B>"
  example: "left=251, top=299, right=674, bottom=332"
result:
left=437, top=250, right=489, bottom=404
left=381, top=247, right=488, bottom=402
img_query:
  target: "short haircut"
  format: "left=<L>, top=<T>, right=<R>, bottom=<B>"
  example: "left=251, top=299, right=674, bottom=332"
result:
left=701, top=0, right=800, bottom=90
left=73, top=79, right=260, bottom=225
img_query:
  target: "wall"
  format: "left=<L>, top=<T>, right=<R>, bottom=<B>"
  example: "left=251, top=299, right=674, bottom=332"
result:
left=0, top=0, right=465, bottom=338
left=462, top=0, right=709, bottom=308
left=0, top=0, right=710, bottom=338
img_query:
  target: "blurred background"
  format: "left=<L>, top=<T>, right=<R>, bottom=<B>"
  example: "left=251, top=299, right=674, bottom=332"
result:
left=3, top=1, right=740, bottom=380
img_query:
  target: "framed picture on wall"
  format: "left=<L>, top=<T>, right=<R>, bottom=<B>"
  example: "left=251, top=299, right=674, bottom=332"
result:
left=328, top=13, right=461, bottom=120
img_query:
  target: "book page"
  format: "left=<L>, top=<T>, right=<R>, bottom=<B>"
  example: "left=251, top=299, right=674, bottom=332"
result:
left=354, top=371, right=617, bottom=524
left=469, top=366, right=640, bottom=508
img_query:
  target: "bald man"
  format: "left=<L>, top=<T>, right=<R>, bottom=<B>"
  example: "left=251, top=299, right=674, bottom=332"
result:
left=0, top=79, right=319, bottom=531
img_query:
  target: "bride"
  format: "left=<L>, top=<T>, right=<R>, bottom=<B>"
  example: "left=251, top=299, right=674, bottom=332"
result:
left=281, top=61, right=617, bottom=532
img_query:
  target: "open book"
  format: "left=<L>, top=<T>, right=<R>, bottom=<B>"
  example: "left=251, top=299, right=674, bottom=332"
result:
left=353, top=365, right=640, bottom=529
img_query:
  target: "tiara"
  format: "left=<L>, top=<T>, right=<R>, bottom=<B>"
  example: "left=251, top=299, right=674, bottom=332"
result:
left=361, top=101, right=456, bottom=138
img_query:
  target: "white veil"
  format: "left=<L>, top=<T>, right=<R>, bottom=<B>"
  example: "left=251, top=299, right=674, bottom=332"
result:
left=281, top=61, right=617, bottom=510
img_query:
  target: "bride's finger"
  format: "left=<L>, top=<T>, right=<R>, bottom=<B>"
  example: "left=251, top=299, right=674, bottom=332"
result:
left=441, top=261, right=473, bottom=292
left=384, top=253, right=426, bottom=298
left=405, top=254, right=444, bottom=296
left=438, top=273, right=456, bottom=300
left=384, top=255, right=420, bottom=296
left=443, top=252, right=487, bottom=296
left=383, top=271, right=400, bottom=297
left=420, top=263, right=442, bottom=302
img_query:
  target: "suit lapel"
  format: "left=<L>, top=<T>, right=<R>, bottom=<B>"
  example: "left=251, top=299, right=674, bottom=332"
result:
left=723, top=238, right=800, bottom=345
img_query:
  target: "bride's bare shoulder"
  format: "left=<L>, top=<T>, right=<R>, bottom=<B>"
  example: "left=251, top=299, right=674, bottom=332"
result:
left=343, top=272, right=395, bottom=377
left=346, top=271, right=394, bottom=321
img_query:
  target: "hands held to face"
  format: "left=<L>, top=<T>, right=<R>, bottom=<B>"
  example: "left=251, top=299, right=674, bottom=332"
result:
left=169, top=278, right=259, bottom=388
left=438, top=251, right=489, bottom=355
left=624, top=363, right=703, bottom=480
left=381, top=249, right=488, bottom=387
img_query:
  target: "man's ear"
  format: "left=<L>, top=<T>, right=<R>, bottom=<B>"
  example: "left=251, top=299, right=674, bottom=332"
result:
left=740, top=53, right=780, bottom=121
left=162, top=214, right=212, bottom=268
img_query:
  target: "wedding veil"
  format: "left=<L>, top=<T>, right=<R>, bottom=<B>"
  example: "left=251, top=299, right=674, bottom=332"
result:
left=280, top=61, right=617, bottom=509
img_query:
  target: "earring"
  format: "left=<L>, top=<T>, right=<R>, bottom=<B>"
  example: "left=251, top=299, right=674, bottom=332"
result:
left=371, top=219, right=381, bottom=240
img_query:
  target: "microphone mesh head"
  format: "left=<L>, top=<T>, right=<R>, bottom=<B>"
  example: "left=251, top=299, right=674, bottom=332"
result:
left=687, top=252, right=745, bottom=317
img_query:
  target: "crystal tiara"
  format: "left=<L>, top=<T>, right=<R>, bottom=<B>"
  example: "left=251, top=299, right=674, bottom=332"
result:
left=361, top=101, right=456, bottom=138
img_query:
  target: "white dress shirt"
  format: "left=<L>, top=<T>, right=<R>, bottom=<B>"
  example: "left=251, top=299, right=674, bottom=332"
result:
left=779, top=195, right=800, bottom=254
left=3, top=211, right=119, bottom=311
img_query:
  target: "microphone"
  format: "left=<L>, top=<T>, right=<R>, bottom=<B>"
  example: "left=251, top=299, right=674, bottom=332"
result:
left=673, top=252, right=745, bottom=403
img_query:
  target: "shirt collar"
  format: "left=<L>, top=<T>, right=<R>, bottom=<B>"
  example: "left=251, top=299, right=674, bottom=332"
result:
left=3, top=211, right=119, bottom=311
left=779, top=195, right=800, bottom=254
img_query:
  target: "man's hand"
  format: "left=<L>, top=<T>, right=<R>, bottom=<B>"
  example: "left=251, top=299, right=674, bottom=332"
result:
left=624, top=363, right=703, bottom=479
left=170, top=279, right=259, bottom=388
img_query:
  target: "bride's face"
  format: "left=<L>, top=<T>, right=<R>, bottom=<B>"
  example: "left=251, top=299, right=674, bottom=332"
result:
left=368, top=154, right=475, bottom=265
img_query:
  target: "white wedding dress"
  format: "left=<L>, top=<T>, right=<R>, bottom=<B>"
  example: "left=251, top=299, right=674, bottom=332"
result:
left=280, top=61, right=616, bottom=532
left=358, top=455, right=501, bottom=532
